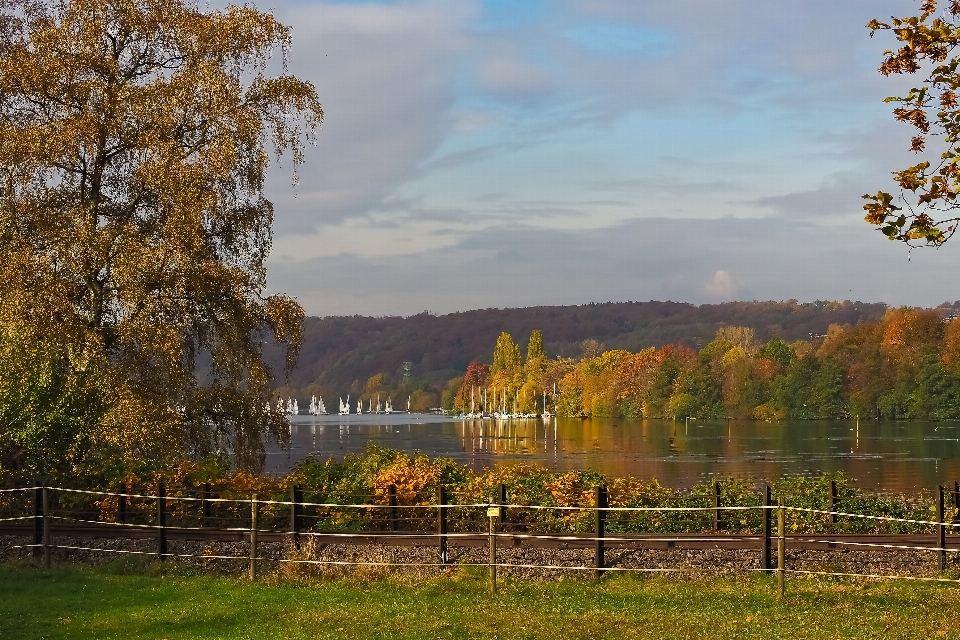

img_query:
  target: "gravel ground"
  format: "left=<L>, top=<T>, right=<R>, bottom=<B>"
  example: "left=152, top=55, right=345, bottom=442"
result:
left=3, top=534, right=958, bottom=582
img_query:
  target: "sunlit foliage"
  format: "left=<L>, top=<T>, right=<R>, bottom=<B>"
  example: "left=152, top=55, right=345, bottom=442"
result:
left=0, top=0, right=322, bottom=481
left=477, top=316, right=960, bottom=421
left=866, top=0, right=960, bottom=246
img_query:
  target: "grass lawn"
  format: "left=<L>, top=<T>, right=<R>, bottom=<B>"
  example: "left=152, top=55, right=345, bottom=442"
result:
left=2, top=562, right=959, bottom=639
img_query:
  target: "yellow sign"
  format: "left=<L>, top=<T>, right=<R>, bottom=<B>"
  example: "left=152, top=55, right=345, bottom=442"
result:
left=486, top=507, right=499, bottom=517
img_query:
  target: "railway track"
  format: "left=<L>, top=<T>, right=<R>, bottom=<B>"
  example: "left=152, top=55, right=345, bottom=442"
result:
left=1, top=523, right=955, bottom=553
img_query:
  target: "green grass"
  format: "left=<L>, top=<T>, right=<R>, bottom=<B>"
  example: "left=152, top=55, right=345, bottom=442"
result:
left=2, top=562, right=959, bottom=639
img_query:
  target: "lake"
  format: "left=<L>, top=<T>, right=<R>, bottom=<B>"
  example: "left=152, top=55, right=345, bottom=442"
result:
left=265, top=415, right=960, bottom=491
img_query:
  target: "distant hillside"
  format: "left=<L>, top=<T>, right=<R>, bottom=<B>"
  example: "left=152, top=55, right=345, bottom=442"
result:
left=273, top=300, right=893, bottom=399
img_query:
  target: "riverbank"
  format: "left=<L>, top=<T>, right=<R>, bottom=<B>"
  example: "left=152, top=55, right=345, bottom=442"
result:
left=2, top=562, right=957, bottom=639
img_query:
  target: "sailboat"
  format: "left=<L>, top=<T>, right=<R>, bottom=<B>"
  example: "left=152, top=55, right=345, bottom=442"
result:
left=542, top=382, right=555, bottom=418
left=385, top=398, right=393, bottom=414
left=376, top=394, right=382, bottom=414
left=407, top=396, right=411, bottom=413
left=356, top=397, right=363, bottom=414
left=339, top=395, right=350, bottom=415
left=317, top=396, right=327, bottom=415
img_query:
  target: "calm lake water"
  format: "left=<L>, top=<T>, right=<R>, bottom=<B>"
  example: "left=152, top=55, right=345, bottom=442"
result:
left=265, top=415, right=960, bottom=491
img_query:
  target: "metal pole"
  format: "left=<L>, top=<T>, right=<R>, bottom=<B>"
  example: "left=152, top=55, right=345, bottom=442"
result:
left=777, top=497, right=785, bottom=598
left=201, top=483, right=212, bottom=526
left=42, top=487, right=50, bottom=569
left=595, top=485, right=607, bottom=579
left=437, top=485, right=448, bottom=566
left=829, top=480, right=838, bottom=527
left=498, top=483, right=507, bottom=522
left=250, top=493, right=258, bottom=581
left=714, top=480, right=722, bottom=531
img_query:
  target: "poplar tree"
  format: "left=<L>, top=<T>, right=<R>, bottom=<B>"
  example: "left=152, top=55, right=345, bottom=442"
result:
left=491, top=332, right=521, bottom=374
left=0, top=0, right=322, bottom=478
left=526, top=329, right=545, bottom=363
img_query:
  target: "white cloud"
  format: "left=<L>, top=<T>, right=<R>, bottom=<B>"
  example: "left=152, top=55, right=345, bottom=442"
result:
left=703, top=270, right=740, bottom=300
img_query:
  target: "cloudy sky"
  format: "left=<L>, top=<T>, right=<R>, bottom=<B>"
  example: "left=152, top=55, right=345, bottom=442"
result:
left=260, top=0, right=960, bottom=317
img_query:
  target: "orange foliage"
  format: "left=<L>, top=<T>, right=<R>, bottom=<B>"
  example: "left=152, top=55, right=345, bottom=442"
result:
left=944, top=319, right=960, bottom=373
left=754, top=358, right=781, bottom=382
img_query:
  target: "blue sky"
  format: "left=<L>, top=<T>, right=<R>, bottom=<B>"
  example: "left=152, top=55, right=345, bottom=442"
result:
left=261, top=0, right=960, bottom=316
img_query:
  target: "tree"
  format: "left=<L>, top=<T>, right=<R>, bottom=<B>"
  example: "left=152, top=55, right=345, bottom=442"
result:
left=865, top=1, right=960, bottom=247
left=526, top=329, right=545, bottom=363
left=0, top=0, right=323, bottom=479
left=758, top=338, right=795, bottom=369
left=491, top=332, right=521, bottom=374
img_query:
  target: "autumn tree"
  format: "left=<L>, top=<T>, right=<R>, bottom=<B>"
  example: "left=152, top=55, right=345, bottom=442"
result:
left=0, top=0, right=322, bottom=480
left=526, top=329, right=545, bottom=362
left=491, top=332, right=521, bottom=374
left=864, top=0, right=960, bottom=246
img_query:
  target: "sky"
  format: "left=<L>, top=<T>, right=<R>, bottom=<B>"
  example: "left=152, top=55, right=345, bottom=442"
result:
left=259, top=0, right=960, bottom=317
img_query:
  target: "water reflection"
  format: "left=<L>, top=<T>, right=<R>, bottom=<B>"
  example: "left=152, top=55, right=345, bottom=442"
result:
left=264, top=415, right=960, bottom=491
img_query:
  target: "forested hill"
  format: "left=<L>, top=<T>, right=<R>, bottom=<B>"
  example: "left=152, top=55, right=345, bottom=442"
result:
left=277, top=300, right=892, bottom=399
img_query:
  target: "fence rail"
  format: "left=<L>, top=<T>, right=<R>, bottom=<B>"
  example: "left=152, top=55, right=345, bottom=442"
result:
left=1, top=483, right=959, bottom=595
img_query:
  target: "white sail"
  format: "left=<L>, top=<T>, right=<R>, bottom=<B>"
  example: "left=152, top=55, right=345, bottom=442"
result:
left=318, top=396, right=327, bottom=414
left=357, top=397, right=363, bottom=414
left=407, top=396, right=411, bottom=412
left=385, top=398, right=393, bottom=413
left=293, top=399, right=299, bottom=415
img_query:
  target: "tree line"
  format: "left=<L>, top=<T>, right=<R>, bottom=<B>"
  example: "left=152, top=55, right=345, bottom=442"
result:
left=450, top=308, right=960, bottom=420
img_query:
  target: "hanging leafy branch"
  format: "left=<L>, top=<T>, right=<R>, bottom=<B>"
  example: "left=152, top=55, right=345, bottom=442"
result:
left=865, top=0, right=960, bottom=246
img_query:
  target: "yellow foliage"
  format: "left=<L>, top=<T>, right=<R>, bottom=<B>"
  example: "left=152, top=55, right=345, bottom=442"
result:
left=371, top=456, right=441, bottom=505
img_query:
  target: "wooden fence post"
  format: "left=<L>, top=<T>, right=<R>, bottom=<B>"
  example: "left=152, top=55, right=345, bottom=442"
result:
left=437, top=485, right=448, bottom=566
left=250, top=493, right=258, bottom=581
left=32, top=484, right=42, bottom=558
left=201, top=483, right=212, bottom=526
left=157, top=482, right=167, bottom=561
left=117, top=486, right=127, bottom=525
left=714, top=480, right=722, bottom=531
left=488, top=508, right=497, bottom=594
left=762, top=485, right=772, bottom=573
left=42, top=487, right=50, bottom=569
left=937, top=485, right=946, bottom=572
left=498, top=483, right=507, bottom=523
left=829, top=481, right=839, bottom=527
left=595, top=485, right=607, bottom=579
left=388, top=484, right=398, bottom=531
left=777, top=497, right=785, bottom=598
left=290, top=484, right=302, bottom=548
